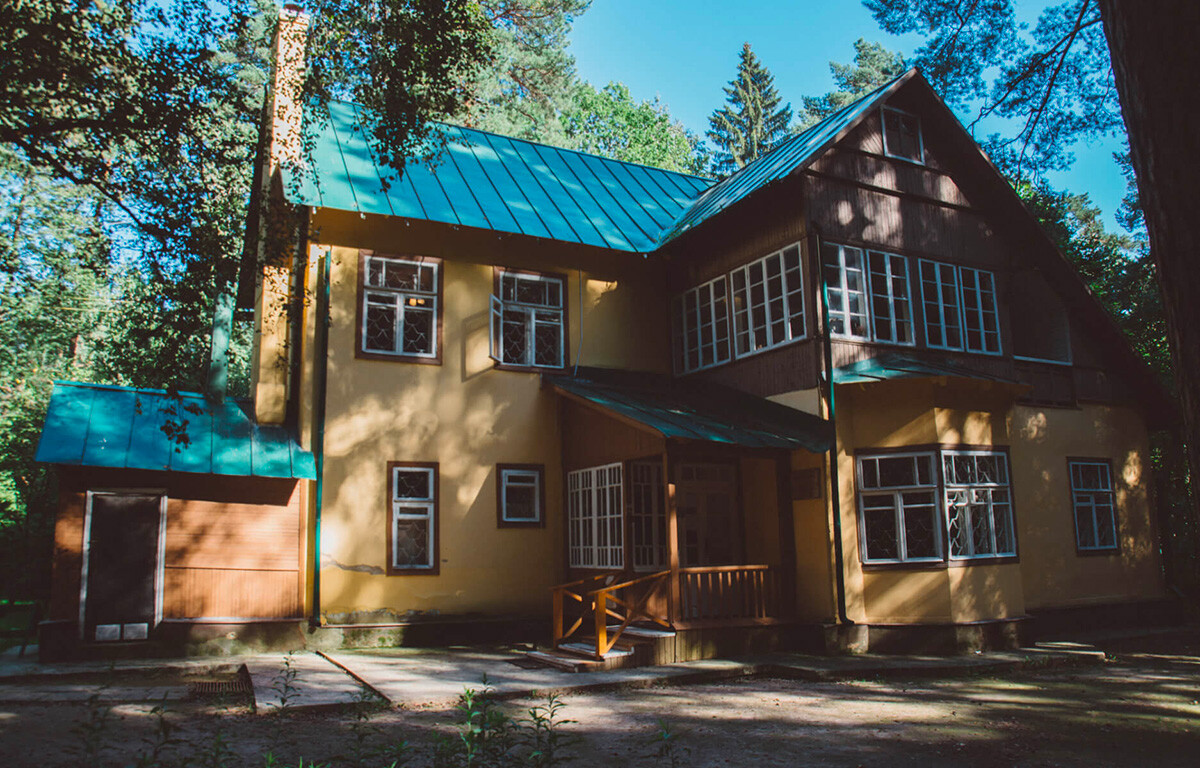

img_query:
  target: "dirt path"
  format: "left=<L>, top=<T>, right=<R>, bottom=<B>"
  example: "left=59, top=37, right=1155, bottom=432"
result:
left=1, top=638, right=1197, bottom=767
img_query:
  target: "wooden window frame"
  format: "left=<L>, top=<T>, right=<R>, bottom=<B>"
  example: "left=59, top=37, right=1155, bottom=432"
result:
left=881, top=106, right=925, bottom=165
left=496, top=463, right=546, bottom=528
left=856, top=452, right=943, bottom=564
left=823, top=243, right=915, bottom=346
left=942, top=449, right=1017, bottom=561
left=355, top=251, right=443, bottom=365
left=958, top=265, right=1003, bottom=356
left=567, top=462, right=624, bottom=569
left=729, top=242, right=808, bottom=359
left=489, top=267, right=569, bottom=372
left=386, top=461, right=440, bottom=575
left=1068, top=458, right=1121, bottom=555
left=671, top=275, right=733, bottom=374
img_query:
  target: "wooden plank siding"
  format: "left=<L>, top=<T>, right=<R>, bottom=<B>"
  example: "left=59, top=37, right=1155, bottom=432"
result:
left=47, top=467, right=305, bottom=624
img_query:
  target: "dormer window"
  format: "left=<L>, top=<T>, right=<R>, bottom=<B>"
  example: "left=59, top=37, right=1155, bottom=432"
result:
left=882, top=107, right=924, bottom=164
left=489, top=269, right=567, bottom=369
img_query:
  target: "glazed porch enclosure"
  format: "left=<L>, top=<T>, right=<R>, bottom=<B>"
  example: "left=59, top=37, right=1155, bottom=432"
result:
left=545, top=368, right=833, bottom=658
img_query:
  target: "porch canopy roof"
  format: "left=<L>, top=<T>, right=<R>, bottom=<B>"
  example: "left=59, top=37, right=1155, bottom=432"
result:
left=544, top=367, right=833, bottom=452
left=35, top=381, right=317, bottom=480
left=832, top=352, right=1022, bottom=386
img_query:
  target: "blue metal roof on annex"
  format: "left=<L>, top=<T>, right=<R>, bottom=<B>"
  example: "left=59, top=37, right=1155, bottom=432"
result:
left=283, top=71, right=913, bottom=254
left=35, top=382, right=316, bottom=480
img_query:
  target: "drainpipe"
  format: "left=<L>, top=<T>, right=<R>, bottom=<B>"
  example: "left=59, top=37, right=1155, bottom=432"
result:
left=310, top=238, right=330, bottom=630
left=815, top=228, right=853, bottom=627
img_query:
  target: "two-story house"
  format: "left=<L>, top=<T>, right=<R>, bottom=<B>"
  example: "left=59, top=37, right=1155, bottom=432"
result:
left=37, top=9, right=1170, bottom=660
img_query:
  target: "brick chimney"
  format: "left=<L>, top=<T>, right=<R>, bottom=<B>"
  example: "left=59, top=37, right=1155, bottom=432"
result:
left=250, top=3, right=309, bottom=425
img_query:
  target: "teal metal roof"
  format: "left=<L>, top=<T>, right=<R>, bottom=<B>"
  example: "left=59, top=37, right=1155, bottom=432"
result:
left=832, top=352, right=1021, bottom=386
left=284, top=101, right=713, bottom=253
left=546, top=367, right=833, bottom=452
left=656, top=70, right=915, bottom=246
left=36, top=382, right=316, bottom=480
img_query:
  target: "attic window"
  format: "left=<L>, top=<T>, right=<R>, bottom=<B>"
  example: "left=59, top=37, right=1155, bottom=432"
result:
left=882, top=107, right=924, bottom=164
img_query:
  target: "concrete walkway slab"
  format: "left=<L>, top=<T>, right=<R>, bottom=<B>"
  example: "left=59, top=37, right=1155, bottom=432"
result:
left=322, top=648, right=753, bottom=709
left=244, top=652, right=368, bottom=712
left=0, top=682, right=187, bottom=704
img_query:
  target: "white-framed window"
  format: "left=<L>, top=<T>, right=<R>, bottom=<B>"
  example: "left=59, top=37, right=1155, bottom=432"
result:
left=1069, top=460, right=1118, bottom=552
left=730, top=243, right=807, bottom=357
left=822, top=243, right=870, bottom=339
left=567, top=463, right=623, bottom=569
left=822, top=243, right=914, bottom=344
left=881, top=106, right=924, bottom=164
left=867, top=250, right=915, bottom=345
left=361, top=254, right=439, bottom=358
left=943, top=450, right=1015, bottom=560
left=629, top=461, right=667, bottom=571
left=918, top=259, right=1001, bottom=355
left=671, top=276, right=732, bottom=374
left=857, top=453, right=942, bottom=563
left=389, top=464, right=437, bottom=572
left=959, top=266, right=1002, bottom=354
left=497, top=464, right=543, bottom=527
left=919, top=259, right=964, bottom=350
left=489, top=270, right=565, bottom=368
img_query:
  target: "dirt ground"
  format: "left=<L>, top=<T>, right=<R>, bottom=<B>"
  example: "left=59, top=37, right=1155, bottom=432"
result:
left=2, top=632, right=1198, bottom=767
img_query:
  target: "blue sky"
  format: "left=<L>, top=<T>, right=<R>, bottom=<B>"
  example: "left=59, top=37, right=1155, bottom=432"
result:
left=568, top=0, right=1129, bottom=232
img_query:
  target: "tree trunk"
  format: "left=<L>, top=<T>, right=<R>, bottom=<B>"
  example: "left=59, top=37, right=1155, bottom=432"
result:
left=1099, top=1, right=1200, bottom=529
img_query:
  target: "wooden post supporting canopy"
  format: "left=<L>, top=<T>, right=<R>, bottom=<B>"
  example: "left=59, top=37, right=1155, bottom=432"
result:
left=663, top=450, right=680, bottom=625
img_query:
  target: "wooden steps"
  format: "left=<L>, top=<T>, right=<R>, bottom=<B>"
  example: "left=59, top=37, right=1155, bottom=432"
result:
left=524, top=625, right=676, bottom=672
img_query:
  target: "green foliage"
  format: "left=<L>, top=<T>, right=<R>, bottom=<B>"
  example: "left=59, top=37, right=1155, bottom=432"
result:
left=864, top=0, right=1119, bottom=177
left=563, top=82, right=708, bottom=175
left=796, top=39, right=907, bottom=129
left=465, top=0, right=591, bottom=147
left=646, top=719, right=687, bottom=768
left=432, top=677, right=575, bottom=768
left=707, top=43, right=793, bottom=177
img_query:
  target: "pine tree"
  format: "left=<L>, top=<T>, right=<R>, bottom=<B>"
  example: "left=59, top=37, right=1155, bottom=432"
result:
left=796, top=39, right=906, bottom=129
left=706, top=43, right=793, bottom=176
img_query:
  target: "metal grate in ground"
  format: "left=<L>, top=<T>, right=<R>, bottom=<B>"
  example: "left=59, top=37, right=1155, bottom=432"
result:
left=187, top=680, right=252, bottom=698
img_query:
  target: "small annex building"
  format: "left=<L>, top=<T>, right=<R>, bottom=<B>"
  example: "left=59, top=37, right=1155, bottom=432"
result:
left=36, top=8, right=1174, bottom=661
left=36, top=383, right=314, bottom=658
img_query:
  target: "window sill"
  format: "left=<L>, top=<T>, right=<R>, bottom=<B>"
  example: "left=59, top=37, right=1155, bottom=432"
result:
left=492, top=361, right=568, bottom=374
left=356, top=348, right=442, bottom=366
left=497, top=518, right=544, bottom=529
left=862, top=555, right=1021, bottom=571
left=386, top=565, right=441, bottom=576
left=1076, top=547, right=1121, bottom=557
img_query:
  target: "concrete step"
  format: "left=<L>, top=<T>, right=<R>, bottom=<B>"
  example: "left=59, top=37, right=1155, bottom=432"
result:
left=558, top=641, right=634, bottom=658
left=620, top=625, right=675, bottom=639
left=523, top=650, right=600, bottom=673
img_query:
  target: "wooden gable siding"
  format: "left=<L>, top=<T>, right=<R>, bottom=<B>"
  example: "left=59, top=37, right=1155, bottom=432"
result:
left=561, top=399, right=664, bottom=471
left=661, top=175, right=821, bottom=396
left=48, top=467, right=305, bottom=624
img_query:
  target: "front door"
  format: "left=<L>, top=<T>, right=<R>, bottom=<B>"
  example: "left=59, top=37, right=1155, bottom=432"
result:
left=83, top=493, right=163, bottom=642
left=675, top=463, right=740, bottom=566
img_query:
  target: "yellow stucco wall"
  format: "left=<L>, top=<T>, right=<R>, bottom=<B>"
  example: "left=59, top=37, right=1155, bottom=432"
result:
left=831, top=378, right=1163, bottom=625
left=297, top=212, right=670, bottom=619
left=1010, top=403, right=1165, bottom=610
left=835, top=378, right=1024, bottom=624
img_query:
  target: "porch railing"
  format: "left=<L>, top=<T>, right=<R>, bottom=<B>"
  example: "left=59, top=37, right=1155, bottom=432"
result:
left=678, top=565, right=778, bottom=623
left=551, top=570, right=671, bottom=659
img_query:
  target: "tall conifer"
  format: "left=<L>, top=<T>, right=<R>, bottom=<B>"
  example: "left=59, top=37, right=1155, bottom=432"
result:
left=706, top=43, right=793, bottom=176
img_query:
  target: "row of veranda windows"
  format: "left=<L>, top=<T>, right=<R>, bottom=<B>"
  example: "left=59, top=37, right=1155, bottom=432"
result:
left=670, top=241, right=1003, bottom=376
left=858, top=451, right=1120, bottom=564
left=362, top=254, right=566, bottom=369
left=822, top=243, right=1002, bottom=355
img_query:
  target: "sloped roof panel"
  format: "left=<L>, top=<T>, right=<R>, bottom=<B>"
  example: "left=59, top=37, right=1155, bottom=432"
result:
left=656, top=71, right=914, bottom=246
left=832, top=352, right=1022, bottom=385
left=36, top=382, right=316, bottom=480
left=545, top=367, right=833, bottom=452
left=284, top=102, right=714, bottom=253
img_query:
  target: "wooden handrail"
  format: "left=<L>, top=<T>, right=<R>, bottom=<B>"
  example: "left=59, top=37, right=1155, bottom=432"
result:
left=550, top=571, right=620, bottom=592
left=586, top=569, right=672, bottom=597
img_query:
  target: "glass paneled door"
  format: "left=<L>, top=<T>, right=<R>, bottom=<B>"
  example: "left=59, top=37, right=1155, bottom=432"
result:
left=675, top=463, right=740, bottom=566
